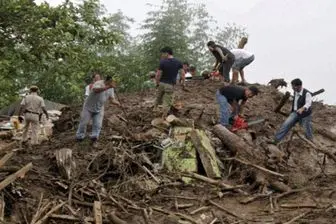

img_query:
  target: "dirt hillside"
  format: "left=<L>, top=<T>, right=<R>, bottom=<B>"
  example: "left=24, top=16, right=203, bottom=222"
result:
left=0, top=79, right=335, bottom=224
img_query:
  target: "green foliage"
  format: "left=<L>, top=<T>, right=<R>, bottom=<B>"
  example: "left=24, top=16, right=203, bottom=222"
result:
left=0, top=0, right=248, bottom=108
left=0, top=0, right=120, bottom=107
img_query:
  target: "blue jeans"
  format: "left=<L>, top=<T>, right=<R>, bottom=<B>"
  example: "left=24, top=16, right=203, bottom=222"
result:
left=275, top=112, right=313, bottom=141
left=216, top=90, right=232, bottom=127
left=76, top=107, right=104, bottom=140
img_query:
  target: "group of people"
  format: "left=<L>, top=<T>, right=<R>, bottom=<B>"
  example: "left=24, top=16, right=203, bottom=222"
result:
left=153, top=42, right=313, bottom=144
left=19, top=39, right=313, bottom=147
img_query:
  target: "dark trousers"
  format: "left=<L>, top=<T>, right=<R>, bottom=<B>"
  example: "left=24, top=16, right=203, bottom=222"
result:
left=218, top=58, right=234, bottom=82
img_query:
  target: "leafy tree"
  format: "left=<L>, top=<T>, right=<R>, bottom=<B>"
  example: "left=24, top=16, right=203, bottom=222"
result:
left=0, top=0, right=121, bottom=107
left=141, top=0, right=191, bottom=72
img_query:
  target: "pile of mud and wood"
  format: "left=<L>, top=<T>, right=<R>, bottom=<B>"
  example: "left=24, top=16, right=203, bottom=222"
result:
left=0, top=79, right=335, bottom=224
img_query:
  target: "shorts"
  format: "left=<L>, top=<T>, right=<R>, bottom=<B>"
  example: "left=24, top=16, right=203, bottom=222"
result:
left=232, top=55, right=255, bottom=71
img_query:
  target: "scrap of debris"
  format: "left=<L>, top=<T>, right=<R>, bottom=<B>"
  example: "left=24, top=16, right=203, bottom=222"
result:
left=0, top=79, right=335, bottom=223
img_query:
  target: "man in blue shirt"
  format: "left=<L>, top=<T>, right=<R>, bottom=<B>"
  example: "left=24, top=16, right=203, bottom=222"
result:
left=155, top=47, right=185, bottom=117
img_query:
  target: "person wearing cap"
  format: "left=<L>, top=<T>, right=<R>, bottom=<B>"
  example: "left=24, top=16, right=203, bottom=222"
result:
left=155, top=47, right=184, bottom=117
left=216, top=85, right=259, bottom=127
left=76, top=75, right=120, bottom=146
left=18, top=86, right=49, bottom=145
left=207, top=41, right=235, bottom=83
left=273, top=78, right=313, bottom=143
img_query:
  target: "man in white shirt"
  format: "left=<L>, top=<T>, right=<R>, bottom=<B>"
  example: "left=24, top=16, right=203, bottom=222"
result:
left=77, top=76, right=120, bottom=146
left=231, top=49, right=255, bottom=84
left=273, top=79, right=313, bottom=143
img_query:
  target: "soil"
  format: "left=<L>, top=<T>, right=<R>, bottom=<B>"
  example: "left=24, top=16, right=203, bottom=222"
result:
left=0, top=79, right=335, bottom=224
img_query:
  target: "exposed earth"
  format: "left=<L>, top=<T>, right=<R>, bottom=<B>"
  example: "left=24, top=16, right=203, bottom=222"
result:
left=0, top=79, right=335, bottom=224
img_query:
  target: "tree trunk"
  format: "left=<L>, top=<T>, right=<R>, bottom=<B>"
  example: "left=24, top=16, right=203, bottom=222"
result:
left=213, top=124, right=289, bottom=192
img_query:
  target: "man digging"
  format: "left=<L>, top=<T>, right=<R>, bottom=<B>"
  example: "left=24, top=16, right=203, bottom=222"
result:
left=216, top=85, right=259, bottom=128
left=272, top=78, right=313, bottom=144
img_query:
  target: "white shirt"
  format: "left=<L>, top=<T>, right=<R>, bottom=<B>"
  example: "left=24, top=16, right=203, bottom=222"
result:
left=293, top=88, right=312, bottom=111
left=84, top=85, right=91, bottom=97
left=231, top=49, right=253, bottom=60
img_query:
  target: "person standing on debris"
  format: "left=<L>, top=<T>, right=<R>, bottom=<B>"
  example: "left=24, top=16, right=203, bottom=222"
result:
left=76, top=75, right=120, bottom=146
left=273, top=79, right=313, bottom=143
left=18, top=86, right=49, bottom=145
left=84, top=72, right=101, bottom=99
left=230, top=48, right=255, bottom=84
left=216, top=85, right=259, bottom=127
left=207, top=41, right=235, bottom=83
left=155, top=47, right=185, bottom=117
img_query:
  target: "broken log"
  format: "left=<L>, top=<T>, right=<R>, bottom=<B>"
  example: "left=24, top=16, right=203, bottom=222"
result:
left=190, top=130, right=221, bottom=178
left=296, top=133, right=336, bottom=162
left=0, top=141, right=16, bottom=152
left=213, top=124, right=289, bottom=192
left=166, top=115, right=193, bottom=127
left=49, top=214, right=94, bottom=222
left=0, top=152, right=14, bottom=169
left=108, top=212, right=128, bottom=224
left=0, top=162, right=32, bottom=191
left=151, top=118, right=171, bottom=130
left=93, top=201, right=103, bottom=224
left=314, top=125, right=336, bottom=141
left=182, top=172, right=240, bottom=190
left=55, top=148, right=76, bottom=180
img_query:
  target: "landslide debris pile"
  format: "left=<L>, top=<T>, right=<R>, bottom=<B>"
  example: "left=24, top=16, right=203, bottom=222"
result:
left=0, top=79, right=335, bottom=224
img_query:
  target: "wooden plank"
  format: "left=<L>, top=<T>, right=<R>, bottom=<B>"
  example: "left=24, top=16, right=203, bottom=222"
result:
left=0, top=152, right=14, bottom=169
left=190, top=129, right=220, bottom=178
left=93, top=201, right=103, bottom=224
left=0, top=142, right=16, bottom=152
left=0, top=162, right=33, bottom=191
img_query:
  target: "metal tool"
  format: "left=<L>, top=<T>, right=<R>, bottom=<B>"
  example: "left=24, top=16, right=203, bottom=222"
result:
left=231, top=116, right=265, bottom=132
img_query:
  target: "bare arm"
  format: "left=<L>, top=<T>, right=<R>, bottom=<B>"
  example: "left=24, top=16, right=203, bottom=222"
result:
left=42, top=107, right=49, bottom=119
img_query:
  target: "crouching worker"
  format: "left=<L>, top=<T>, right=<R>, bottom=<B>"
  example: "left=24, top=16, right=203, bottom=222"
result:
left=216, top=85, right=259, bottom=128
left=18, top=86, right=49, bottom=145
left=273, top=78, right=313, bottom=143
left=76, top=75, right=120, bottom=147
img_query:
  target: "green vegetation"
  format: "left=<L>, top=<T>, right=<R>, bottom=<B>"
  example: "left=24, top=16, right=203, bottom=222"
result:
left=0, top=0, right=246, bottom=107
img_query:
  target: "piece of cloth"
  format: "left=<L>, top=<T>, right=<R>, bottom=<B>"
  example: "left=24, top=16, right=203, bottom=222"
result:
left=293, top=88, right=312, bottom=111
left=219, top=86, right=247, bottom=104
left=22, top=112, right=40, bottom=145
left=211, top=45, right=235, bottom=62
left=275, top=112, right=313, bottom=141
left=20, top=92, right=45, bottom=114
left=84, top=80, right=114, bottom=113
left=216, top=90, right=232, bottom=127
left=231, top=49, right=253, bottom=60
left=159, top=58, right=183, bottom=85
left=84, top=85, right=91, bottom=97
left=232, top=55, right=255, bottom=71
left=218, top=59, right=234, bottom=82
left=155, top=83, right=174, bottom=108
left=76, top=107, right=104, bottom=140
